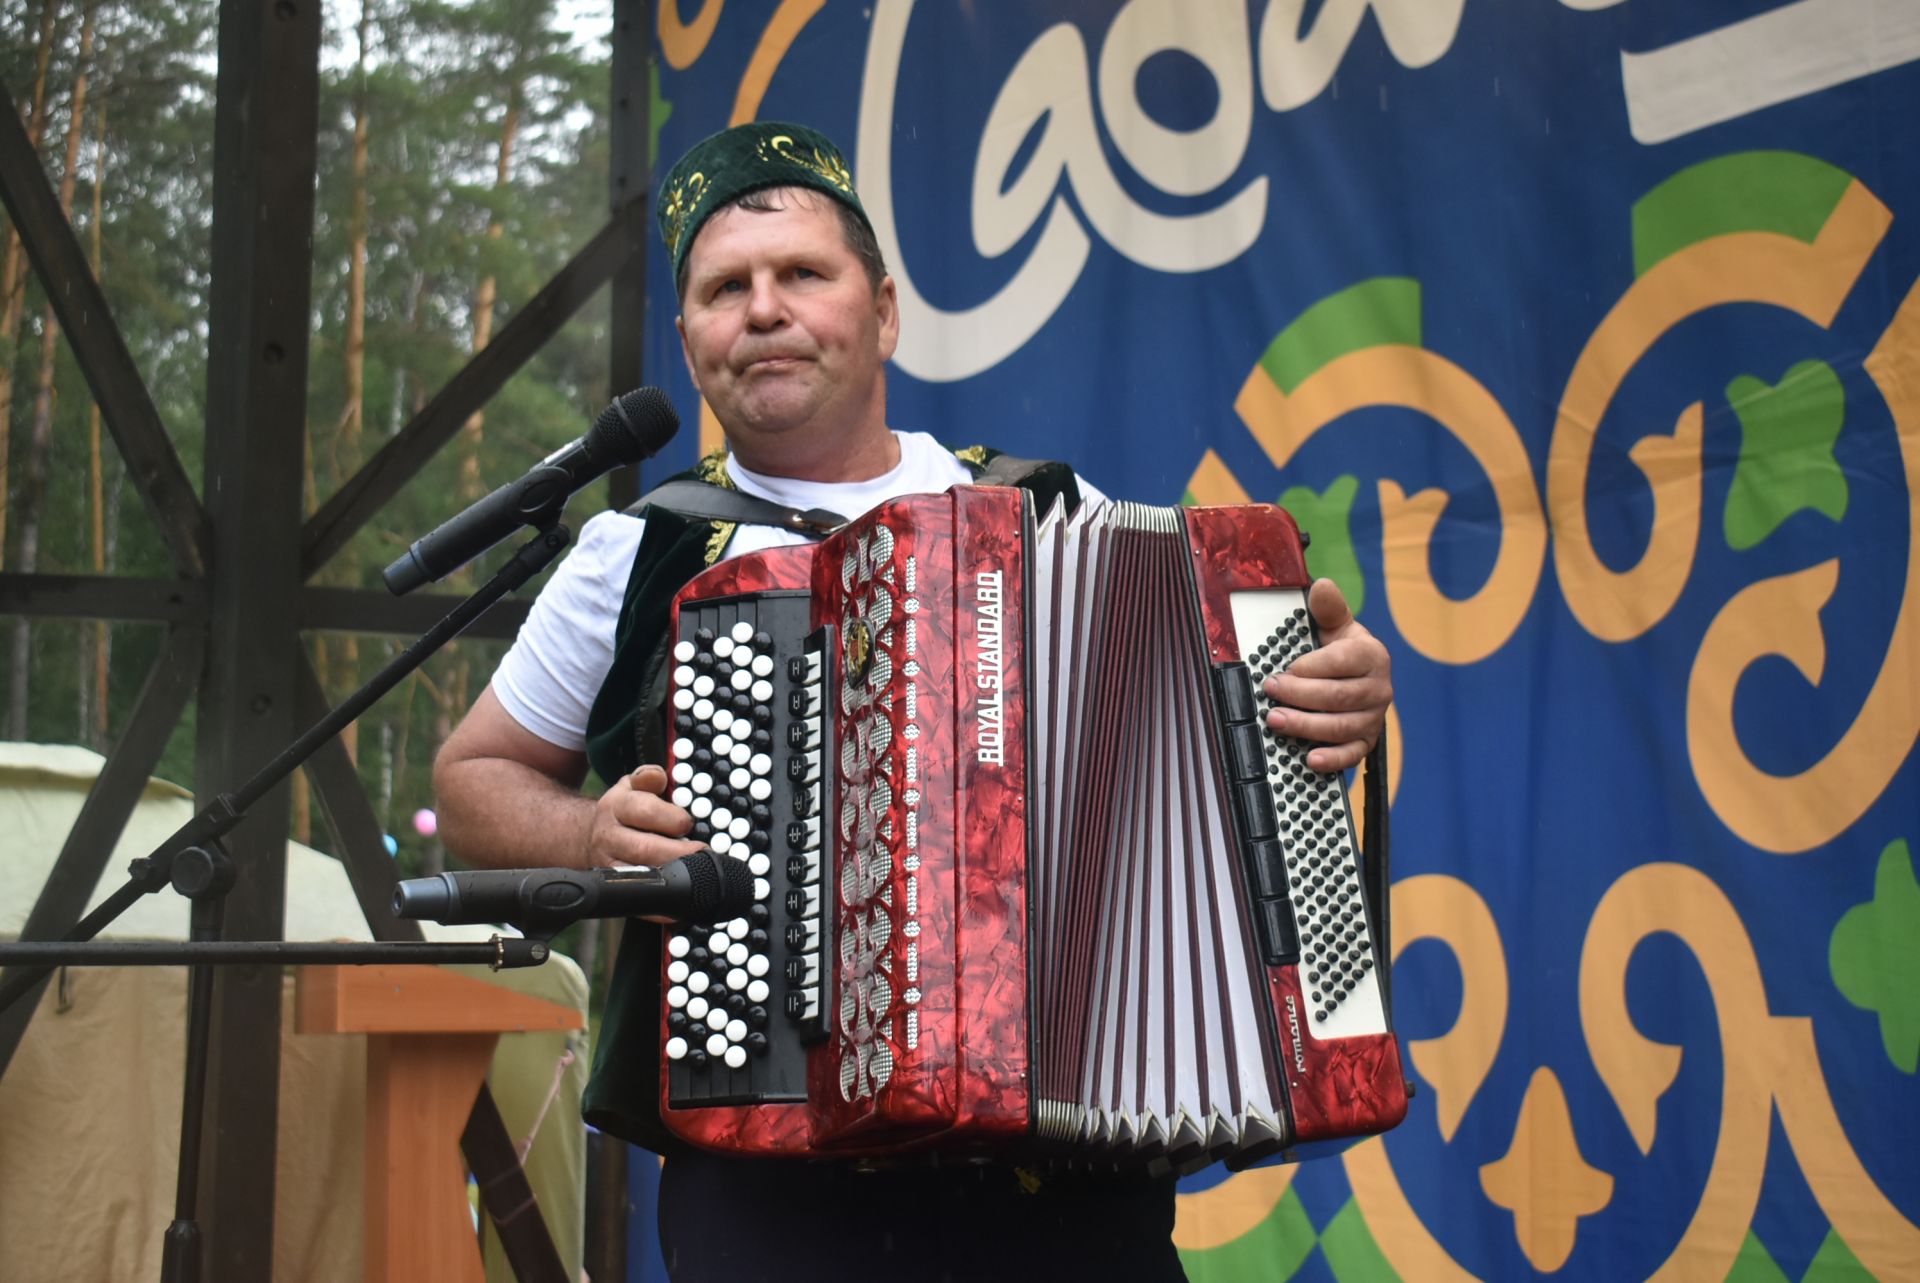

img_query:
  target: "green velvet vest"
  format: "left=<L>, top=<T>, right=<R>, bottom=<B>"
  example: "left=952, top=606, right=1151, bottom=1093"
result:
left=579, top=445, right=1082, bottom=1151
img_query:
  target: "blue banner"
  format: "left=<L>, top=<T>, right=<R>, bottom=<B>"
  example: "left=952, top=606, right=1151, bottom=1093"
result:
left=642, top=4, right=1920, bottom=1278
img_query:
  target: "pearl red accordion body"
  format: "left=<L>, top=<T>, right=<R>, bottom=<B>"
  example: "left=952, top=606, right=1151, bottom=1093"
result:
left=653, top=487, right=1408, bottom=1166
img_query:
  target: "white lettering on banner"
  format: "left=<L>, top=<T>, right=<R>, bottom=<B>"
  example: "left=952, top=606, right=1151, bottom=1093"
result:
left=1619, top=0, right=1920, bottom=144
left=858, top=0, right=1888, bottom=381
left=860, top=0, right=1267, bottom=382
left=1258, top=0, right=1465, bottom=112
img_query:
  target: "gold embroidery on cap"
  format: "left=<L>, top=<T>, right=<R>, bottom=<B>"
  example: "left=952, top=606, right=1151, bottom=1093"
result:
left=662, top=170, right=708, bottom=256
left=760, top=134, right=853, bottom=193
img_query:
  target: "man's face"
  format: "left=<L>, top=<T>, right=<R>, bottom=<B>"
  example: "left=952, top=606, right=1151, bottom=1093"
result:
left=676, top=191, right=898, bottom=452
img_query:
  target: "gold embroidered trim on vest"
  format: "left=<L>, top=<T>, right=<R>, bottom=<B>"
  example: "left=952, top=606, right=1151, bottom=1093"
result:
left=693, top=446, right=737, bottom=564
left=953, top=444, right=990, bottom=469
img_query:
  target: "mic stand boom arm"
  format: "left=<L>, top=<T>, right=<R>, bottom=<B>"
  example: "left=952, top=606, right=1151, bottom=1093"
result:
left=0, top=522, right=577, bottom=1283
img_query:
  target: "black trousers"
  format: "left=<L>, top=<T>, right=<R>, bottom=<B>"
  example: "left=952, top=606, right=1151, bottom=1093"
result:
left=657, top=1149, right=1189, bottom=1282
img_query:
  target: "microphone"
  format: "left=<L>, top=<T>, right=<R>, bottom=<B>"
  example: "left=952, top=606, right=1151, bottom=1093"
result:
left=383, top=386, right=680, bottom=595
left=392, top=851, right=755, bottom=933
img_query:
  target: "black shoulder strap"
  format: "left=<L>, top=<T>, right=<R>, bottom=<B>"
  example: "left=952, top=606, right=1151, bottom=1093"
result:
left=626, top=477, right=846, bottom=536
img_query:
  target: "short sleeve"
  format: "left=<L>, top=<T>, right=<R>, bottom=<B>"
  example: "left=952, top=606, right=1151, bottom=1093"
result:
left=491, top=510, right=645, bottom=750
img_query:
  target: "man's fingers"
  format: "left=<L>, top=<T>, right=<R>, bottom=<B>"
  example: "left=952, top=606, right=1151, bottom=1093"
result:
left=1302, top=737, right=1371, bottom=774
left=592, top=828, right=706, bottom=870
left=1308, top=578, right=1356, bottom=634
left=614, top=777, right=695, bottom=835
left=1266, top=705, right=1381, bottom=753
left=628, top=763, right=670, bottom=795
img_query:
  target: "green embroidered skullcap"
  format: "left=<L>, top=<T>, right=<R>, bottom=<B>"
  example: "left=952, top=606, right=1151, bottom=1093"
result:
left=657, top=121, right=870, bottom=281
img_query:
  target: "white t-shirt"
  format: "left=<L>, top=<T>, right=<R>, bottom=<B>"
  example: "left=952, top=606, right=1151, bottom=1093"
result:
left=492, top=431, right=1101, bottom=752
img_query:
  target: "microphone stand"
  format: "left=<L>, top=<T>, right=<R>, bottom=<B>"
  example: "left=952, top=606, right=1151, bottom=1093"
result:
left=0, top=523, right=574, bottom=1283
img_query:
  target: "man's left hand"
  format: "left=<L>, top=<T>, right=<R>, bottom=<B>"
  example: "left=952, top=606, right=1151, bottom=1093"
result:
left=1261, top=578, right=1392, bottom=773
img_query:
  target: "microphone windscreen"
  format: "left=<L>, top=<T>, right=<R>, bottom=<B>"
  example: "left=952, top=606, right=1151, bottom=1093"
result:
left=594, top=386, right=679, bottom=464
left=676, top=850, right=756, bottom=921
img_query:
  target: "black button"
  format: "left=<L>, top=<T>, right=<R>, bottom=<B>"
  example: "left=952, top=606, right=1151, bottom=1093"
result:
left=1248, top=839, right=1287, bottom=899
left=1227, top=721, right=1265, bottom=781
left=688, top=1048, right=710, bottom=1068
left=747, top=1032, right=770, bottom=1056
left=1238, top=782, right=1278, bottom=840
left=747, top=1004, right=769, bottom=1029
left=1257, top=896, right=1300, bottom=963
left=752, top=727, right=774, bottom=750
left=747, top=929, right=770, bottom=951
left=1212, top=663, right=1259, bottom=724
left=667, top=1011, right=688, bottom=1033
left=748, top=904, right=770, bottom=926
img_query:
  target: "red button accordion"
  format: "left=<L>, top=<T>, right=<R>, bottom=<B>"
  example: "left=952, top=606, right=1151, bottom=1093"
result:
left=655, top=486, right=1408, bottom=1165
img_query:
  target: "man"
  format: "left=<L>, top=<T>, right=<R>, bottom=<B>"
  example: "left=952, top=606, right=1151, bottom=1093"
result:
left=436, top=121, right=1392, bottom=1281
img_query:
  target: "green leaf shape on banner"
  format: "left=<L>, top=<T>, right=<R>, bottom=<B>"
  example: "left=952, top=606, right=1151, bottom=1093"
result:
left=1281, top=476, right=1365, bottom=616
left=1723, top=360, right=1849, bottom=551
left=1631, top=151, right=1854, bottom=279
left=1727, top=1228, right=1873, bottom=1282
left=1177, top=1185, right=1319, bottom=1283
left=1318, top=1198, right=1403, bottom=1283
left=1829, top=838, right=1920, bottom=1073
left=1258, top=278, right=1423, bottom=396
left=649, top=62, right=674, bottom=167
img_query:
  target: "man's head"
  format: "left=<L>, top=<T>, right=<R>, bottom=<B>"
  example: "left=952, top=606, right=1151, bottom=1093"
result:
left=657, top=121, right=886, bottom=302
left=659, top=123, right=899, bottom=480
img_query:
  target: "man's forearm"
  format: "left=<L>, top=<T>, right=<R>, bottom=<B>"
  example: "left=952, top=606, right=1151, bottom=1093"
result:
left=435, top=757, right=597, bottom=870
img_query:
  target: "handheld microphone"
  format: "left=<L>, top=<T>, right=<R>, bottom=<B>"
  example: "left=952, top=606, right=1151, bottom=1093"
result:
left=392, top=851, right=756, bottom=933
left=383, top=386, right=680, bottom=595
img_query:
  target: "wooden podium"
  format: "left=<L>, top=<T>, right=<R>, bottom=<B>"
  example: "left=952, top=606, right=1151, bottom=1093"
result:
left=296, top=964, right=585, bottom=1283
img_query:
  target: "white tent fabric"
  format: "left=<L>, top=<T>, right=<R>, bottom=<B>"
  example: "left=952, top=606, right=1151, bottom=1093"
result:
left=0, top=743, right=588, bottom=1283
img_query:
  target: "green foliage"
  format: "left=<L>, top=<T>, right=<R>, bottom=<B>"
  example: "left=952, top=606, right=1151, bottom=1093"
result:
left=0, top=0, right=619, bottom=880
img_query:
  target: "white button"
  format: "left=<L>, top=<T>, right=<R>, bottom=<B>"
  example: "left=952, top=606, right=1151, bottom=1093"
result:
left=726, top=1019, right=748, bottom=1042
left=753, top=877, right=770, bottom=901
left=673, top=688, right=694, bottom=711
left=687, top=995, right=709, bottom=1020
left=731, top=621, right=755, bottom=643
left=747, top=954, right=770, bottom=977
left=706, top=1006, right=729, bottom=1031
left=711, top=832, right=733, bottom=855
left=747, top=979, right=770, bottom=1003
left=708, top=931, right=730, bottom=953
left=692, top=697, right=715, bottom=721
left=667, top=935, right=690, bottom=958
left=727, top=967, right=748, bottom=990
left=713, top=635, right=735, bottom=659
left=667, top=960, right=689, bottom=983
left=730, top=743, right=752, bottom=768
left=727, top=917, right=749, bottom=939
left=751, top=680, right=774, bottom=703
left=727, top=942, right=750, bottom=966
left=749, top=779, right=772, bottom=802
left=728, top=816, right=751, bottom=840
left=673, top=640, right=695, bottom=662
left=724, top=1045, right=747, bottom=1069
left=666, top=985, right=688, bottom=1008
left=749, top=753, right=772, bottom=777
left=729, top=766, right=750, bottom=790
left=712, top=734, right=735, bottom=756
left=665, top=1036, right=688, bottom=1060
left=673, top=664, right=694, bottom=687
left=692, top=771, right=713, bottom=794
left=692, top=674, right=714, bottom=698
left=748, top=853, right=771, bottom=877
left=690, top=796, right=712, bottom=819
left=752, top=654, right=774, bottom=678
left=711, top=807, right=734, bottom=830
left=673, top=737, right=694, bottom=759
left=671, top=787, right=693, bottom=808
left=671, top=761, right=693, bottom=784
left=687, top=971, right=710, bottom=994
left=706, top=1033, right=728, bottom=1057
left=732, top=669, right=753, bottom=692
left=713, top=708, right=734, bottom=733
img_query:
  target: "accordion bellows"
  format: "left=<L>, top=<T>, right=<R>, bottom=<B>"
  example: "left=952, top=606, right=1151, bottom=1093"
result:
left=654, top=486, right=1407, bottom=1166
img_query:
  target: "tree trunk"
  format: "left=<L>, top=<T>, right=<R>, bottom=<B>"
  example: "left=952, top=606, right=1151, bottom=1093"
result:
left=332, top=0, right=374, bottom=767
left=8, top=0, right=94, bottom=740
left=0, top=0, right=66, bottom=573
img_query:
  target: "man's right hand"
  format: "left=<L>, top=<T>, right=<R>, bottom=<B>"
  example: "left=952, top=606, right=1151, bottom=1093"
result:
left=588, top=763, right=706, bottom=870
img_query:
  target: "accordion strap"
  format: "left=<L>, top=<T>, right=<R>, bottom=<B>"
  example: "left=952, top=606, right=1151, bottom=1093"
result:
left=626, top=478, right=847, bottom=536
left=1360, top=736, right=1395, bottom=1030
